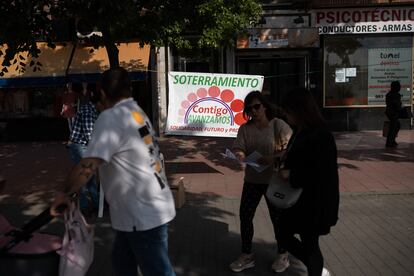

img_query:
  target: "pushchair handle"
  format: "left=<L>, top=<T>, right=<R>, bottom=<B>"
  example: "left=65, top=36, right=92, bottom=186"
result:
left=20, top=203, right=68, bottom=236
left=1, top=203, right=69, bottom=253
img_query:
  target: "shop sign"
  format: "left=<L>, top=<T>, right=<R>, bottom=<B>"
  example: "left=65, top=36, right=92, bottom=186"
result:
left=237, top=14, right=319, bottom=48
left=313, top=7, right=414, bottom=34
left=237, top=28, right=319, bottom=49
left=166, top=72, right=264, bottom=137
left=367, top=48, right=412, bottom=105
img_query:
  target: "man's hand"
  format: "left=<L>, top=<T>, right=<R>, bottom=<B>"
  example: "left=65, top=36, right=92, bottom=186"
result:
left=50, top=192, right=71, bottom=217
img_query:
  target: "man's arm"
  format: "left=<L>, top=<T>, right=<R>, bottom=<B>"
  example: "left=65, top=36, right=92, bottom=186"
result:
left=51, top=157, right=104, bottom=215
left=64, top=157, right=103, bottom=194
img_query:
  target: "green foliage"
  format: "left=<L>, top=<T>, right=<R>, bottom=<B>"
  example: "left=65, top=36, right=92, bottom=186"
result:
left=0, top=0, right=54, bottom=74
left=1, top=0, right=261, bottom=71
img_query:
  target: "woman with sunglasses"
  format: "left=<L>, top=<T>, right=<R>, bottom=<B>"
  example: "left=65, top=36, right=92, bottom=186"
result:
left=229, top=91, right=292, bottom=273
left=277, top=88, right=339, bottom=276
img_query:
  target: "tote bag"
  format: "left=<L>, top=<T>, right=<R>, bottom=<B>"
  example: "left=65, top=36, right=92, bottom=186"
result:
left=266, top=171, right=303, bottom=209
left=399, top=106, right=413, bottom=119
left=265, top=129, right=302, bottom=209
left=382, top=121, right=390, bottom=137
left=58, top=202, right=94, bottom=276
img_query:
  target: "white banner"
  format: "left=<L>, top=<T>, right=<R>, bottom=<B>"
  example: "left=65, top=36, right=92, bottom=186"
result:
left=166, top=72, right=264, bottom=137
left=367, top=48, right=412, bottom=105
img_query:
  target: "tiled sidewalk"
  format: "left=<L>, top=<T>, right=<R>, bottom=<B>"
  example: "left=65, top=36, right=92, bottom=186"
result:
left=0, top=130, right=413, bottom=204
left=163, top=130, right=414, bottom=197
left=1, top=193, right=413, bottom=276
left=168, top=193, right=414, bottom=276
left=0, top=130, right=413, bottom=276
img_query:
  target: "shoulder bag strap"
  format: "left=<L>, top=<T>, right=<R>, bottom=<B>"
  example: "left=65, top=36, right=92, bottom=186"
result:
left=273, top=119, right=283, bottom=152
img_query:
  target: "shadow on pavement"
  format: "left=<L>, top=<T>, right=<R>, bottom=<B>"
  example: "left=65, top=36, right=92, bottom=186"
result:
left=168, top=193, right=307, bottom=276
left=160, top=136, right=244, bottom=172
left=0, top=192, right=308, bottom=276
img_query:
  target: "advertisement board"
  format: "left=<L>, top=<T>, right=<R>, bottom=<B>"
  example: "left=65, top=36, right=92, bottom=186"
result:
left=166, top=72, right=264, bottom=137
left=313, top=7, right=414, bottom=34
left=367, top=48, right=412, bottom=105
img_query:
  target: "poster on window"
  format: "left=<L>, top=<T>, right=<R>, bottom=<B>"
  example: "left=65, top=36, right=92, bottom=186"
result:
left=166, top=72, right=264, bottom=137
left=367, top=48, right=412, bottom=105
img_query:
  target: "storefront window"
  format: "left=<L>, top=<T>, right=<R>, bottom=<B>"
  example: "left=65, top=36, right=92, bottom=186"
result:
left=172, top=48, right=222, bottom=73
left=324, top=34, right=412, bottom=107
left=0, top=86, right=68, bottom=119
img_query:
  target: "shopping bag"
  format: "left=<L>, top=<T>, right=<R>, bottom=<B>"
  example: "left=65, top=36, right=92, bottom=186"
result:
left=399, top=107, right=413, bottom=119
left=58, top=202, right=94, bottom=276
left=266, top=171, right=303, bottom=209
left=382, top=121, right=389, bottom=137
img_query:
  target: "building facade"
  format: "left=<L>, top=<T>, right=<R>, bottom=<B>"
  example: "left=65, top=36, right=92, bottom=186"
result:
left=226, top=0, right=414, bottom=131
left=315, top=1, right=414, bottom=130
left=1, top=1, right=413, bottom=141
left=0, top=42, right=151, bottom=141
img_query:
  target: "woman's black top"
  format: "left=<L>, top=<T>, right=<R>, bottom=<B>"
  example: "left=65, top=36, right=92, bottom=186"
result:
left=282, top=126, right=339, bottom=235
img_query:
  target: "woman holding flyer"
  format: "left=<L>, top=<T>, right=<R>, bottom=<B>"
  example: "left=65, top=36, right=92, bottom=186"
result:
left=229, top=91, right=292, bottom=273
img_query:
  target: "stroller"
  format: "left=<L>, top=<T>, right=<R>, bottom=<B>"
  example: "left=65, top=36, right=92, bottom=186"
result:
left=0, top=205, right=66, bottom=276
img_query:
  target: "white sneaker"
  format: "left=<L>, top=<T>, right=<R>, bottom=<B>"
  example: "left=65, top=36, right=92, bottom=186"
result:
left=229, top=253, right=255, bottom=272
left=322, top=267, right=331, bottom=276
left=271, top=252, right=290, bottom=273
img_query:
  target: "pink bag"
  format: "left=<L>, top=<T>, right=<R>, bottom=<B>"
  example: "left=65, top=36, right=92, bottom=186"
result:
left=58, top=202, right=94, bottom=276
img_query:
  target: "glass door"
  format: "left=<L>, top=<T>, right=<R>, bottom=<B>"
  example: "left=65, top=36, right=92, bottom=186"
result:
left=238, top=57, right=306, bottom=105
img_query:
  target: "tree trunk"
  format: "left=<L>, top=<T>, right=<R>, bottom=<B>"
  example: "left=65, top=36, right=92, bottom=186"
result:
left=102, top=24, right=119, bottom=68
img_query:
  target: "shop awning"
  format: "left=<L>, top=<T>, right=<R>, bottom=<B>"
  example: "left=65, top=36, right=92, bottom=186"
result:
left=0, top=42, right=150, bottom=88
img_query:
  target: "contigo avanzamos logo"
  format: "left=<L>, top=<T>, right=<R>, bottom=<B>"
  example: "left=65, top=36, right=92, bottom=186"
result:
left=179, top=86, right=249, bottom=127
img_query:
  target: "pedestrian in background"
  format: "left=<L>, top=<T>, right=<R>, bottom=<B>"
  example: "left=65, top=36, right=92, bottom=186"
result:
left=52, top=67, right=176, bottom=276
left=66, top=82, right=100, bottom=215
left=277, top=88, right=339, bottom=276
left=229, top=91, right=292, bottom=273
left=385, top=80, right=402, bottom=148
left=61, top=82, right=79, bottom=132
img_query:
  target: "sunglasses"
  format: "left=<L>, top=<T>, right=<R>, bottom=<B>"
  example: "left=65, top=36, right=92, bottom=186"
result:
left=246, top=103, right=262, bottom=113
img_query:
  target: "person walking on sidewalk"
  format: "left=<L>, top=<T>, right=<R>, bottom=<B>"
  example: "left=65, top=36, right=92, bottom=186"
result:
left=277, top=88, right=339, bottom=276
left=66, top=82, right=100, bottom=215
left=52, top=67, right=176, bottom=276
left=385, top=80, right=402, bottom=148
left=229, top=91, right=292, bottom=273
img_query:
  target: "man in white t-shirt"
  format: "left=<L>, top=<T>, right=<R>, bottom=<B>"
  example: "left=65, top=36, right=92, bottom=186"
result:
left=52, top=67, right=176, bottom=276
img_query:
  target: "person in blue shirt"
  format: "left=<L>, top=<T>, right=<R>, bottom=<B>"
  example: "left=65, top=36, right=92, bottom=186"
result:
left=66, top=82, right=100, bottom=214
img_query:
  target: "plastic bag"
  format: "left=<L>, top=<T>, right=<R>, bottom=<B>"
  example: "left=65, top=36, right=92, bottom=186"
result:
left=58, top=202, right=94, bottom=276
